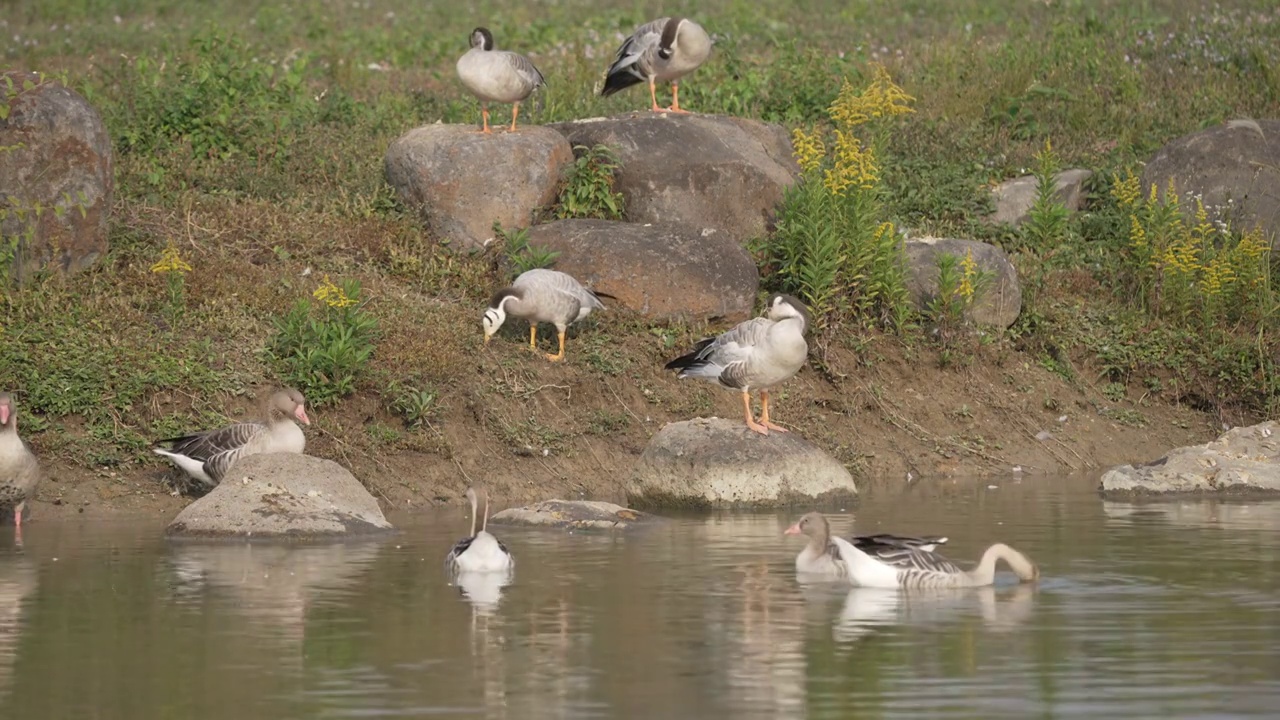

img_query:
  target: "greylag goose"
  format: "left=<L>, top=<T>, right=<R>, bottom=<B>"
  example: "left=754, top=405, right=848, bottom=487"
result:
left=0, top=393, right=41, bottom=534
left=785, top=512, right=1040, bottom=589
left=456, top=26, right=547, bottom=133
left=664, top=293, right=810, bottom=435
left=601, top=17, right=712, bottom=113
left=152, top=388, right=310, bottom=494
left=483, top=268, right=614, bottom=362
left=446, top=487, right=514, bottom=574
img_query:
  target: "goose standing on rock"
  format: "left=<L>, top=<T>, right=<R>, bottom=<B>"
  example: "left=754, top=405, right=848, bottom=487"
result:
left=483, top=268, right=614, bottom=362
left=446, top=487, right=514, bottom=574
left=785, top=512, right=1040, bottom=589
left=456, top=26, right=547, bottom=134
left=152, top=388, right=311, bottom=494
left=664, top=293, right=810, bottom=435
left=0, top=393, right=41, bottom=536
left=601, top=17, right=713, bottom=113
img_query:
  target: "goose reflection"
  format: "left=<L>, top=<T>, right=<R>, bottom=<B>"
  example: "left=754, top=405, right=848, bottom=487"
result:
left=452, top=568, right=514, bottom=616
left=834, top=584, right=1036, bottom=643
left=0, top=551, right=36, bottom=701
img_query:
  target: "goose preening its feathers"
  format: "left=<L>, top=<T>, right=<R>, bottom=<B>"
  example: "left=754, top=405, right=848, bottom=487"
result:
left=665, top=293, right=810, bottom=435
left=785, top=512, right=1040, bottom=589
left=0, top=393, right=42, bottom=535
left=456, top=27, right=547, bottom=133
left=152, top=388, right=311, bottom=494
left=483, top=268, right=614, bottom=362
left=446, top=487, right=514, bottom=574
left=601, top=17, right=712, bottom=113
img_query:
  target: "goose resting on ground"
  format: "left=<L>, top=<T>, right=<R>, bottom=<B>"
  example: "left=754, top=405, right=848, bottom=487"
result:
left=664, top=293, right=810, bottom=435
left=446, top=487, right=514, bottom=574
left=456, top=27, right=547, bottom=133
left=483, top=268, right=614, bottom=362
left=0, top=393, right=41, bottom=535
left=785, top=512, right=1040, bottom=589
left=601, top=17, right=712, bottom=113
left=152, top=388, right=310, bottom=494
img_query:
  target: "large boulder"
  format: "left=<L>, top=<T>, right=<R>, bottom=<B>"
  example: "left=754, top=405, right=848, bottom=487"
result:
left=549, top=113, right=799, bottom=244
left=384, top=124, right=573, bottom=250
left=628, top=417, right=857, bottom=509
left=524, top=218, right=759, bottom=322
left=166, top=453, right=394, bottom=538
left=988, top=169, right=1092, bottom=226
left=0, top=71, right=113, bottom=282
left=1142, top=119, right=1280, bottom=251
left=490, top=499, right=665, bottom=531
left=1099, top=421, right=1280, bottom=497
left=903, top=237, right=1022, bottom=329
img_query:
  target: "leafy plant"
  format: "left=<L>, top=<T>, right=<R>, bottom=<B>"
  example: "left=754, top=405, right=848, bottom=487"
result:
left=389, top=382, right=439, bottom=429
left=555, top=144, right=625, bottom=220
left=494, top=222, right=559, bottom=279
left=150, top=241, right=193, bottom=327
left=927, top=248, right=992, bottom=349
left=268, top=276, right=378, bottom=406
left=1023, top=139, right=1071, bottom=251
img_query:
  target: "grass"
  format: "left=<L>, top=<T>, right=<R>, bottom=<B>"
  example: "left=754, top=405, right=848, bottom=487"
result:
left=2, top=0, right=1279, bottom=478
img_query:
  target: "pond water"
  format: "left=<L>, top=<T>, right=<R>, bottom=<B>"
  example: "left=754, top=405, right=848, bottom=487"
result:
left=2, top=474, right=1279, bottom=719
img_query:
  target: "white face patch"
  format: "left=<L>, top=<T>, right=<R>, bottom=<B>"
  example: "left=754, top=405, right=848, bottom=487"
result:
left=483, top=308, right=503, bottom=335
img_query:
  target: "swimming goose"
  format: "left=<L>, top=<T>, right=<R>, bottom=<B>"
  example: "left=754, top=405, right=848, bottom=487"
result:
left=0, top=393, right=41, bottom=534
left=446, top=487, right=514, bottom=574
left=785, top=512, right=1040, bottom=589
left=153, top=388, right=311, bottom=494
left=483, top=268, right=614, bottom=362
left=664, top=293, right=810, bottom=435
left=456, top=27, right=547, bottom=133
left=601, top=17, right=713, bottom=113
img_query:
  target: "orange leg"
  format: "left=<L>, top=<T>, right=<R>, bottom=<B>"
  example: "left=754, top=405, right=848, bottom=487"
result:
left=666, top=81, right=691, bottom=114
left=742, top=390, right=768, bottom=435
left=758, top=390, right=789, bottom=432
left=509, top=102, right=521, bottom=132
left=648, top=77, right=663, bottom=112
left=528, top=324, right=538, bottom=351
left=544, top=330, right=566, bottom=362
left=479, top=105, right=492, bottom=134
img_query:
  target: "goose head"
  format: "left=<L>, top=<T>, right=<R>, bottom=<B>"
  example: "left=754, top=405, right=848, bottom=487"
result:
left=469, top=27, right=495, bottom=51
left=765, top=293, right=812, bottom=331
left=482, top=288, right=518, bottom=343
left=0, top=392, right=13, bottom=430
left=785, top=512, right=831, bottom=541
left=270, top=388, right=311, bottom=425
left=657, top=17, right=687, bottom=60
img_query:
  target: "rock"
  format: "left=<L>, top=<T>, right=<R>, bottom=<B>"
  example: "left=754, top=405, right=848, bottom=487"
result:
left=988, top=169, right=1092, bottom=226
left=490, top=499, right=665, bottom=531
left=524, top=218, right=759, bottom=322
left=166, top=453, right=394, bottom=538
left=1099, top=421, right=1280, bottom=497
left=903, top=237, right=1022, bottom=329
left=383, top=124, right=573, bottom=251
left=1142, top=119, right=1280, bottom=251
left=627, top=417, right=857, bottom=509
left=549, top=113, right=798, bottom=245
left=0, top=71, right=113, bottom=282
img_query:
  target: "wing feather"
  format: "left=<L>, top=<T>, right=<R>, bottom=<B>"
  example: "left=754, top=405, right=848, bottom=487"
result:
left=162, top=422, right=265, bottom=461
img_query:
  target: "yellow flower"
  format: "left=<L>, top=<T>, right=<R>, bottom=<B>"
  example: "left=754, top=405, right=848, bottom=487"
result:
left=823, top=129, right=879, bottom=196
left=1128, top=214, right=1147, bottom=252
left=313, top=275, right=355, bottom=308
left=150, top=243, right=193, bottom=274
left=958, top=248, right=978, bottom=303
left=1110, top=169, right=1140, bottom=208
left=829, top=64, right=915, bottom=129
left=1200, top=256, right=1235, bottom=298
left=1236, top=227, right=1269, bottom=261
left=791, top=127, right=825, bottom=173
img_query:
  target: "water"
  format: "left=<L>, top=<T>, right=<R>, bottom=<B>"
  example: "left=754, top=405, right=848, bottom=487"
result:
left=2, top=475, right=1279, bottom=719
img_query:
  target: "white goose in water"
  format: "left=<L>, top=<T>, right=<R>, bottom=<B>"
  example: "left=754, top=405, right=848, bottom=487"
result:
left=665, top=294, right=810, bottom=435
left=456, top=27, right=546, bottom=134
left=483, top=268, right=614, bottom=362
left=0, top=393, right=42, bottom=537
left=785, top=512, right=1040, bottom=589
left=601, top=17, right=713, bottom=113
left=446, top=487, right=514, bottom=574
left=152, top=388, right=310, bottom=494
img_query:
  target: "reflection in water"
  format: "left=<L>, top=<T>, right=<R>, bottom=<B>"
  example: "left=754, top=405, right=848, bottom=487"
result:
left=1103, top=498, right=1280, bottom=532
left=0, top=551, right=36, bottom=702
left=834, top=585, right=1036, bottom=643
left=452, top=568, right=513, bottom=616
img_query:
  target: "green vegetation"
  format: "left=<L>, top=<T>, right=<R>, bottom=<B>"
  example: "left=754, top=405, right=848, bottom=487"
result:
left=553, top=144, right=625, bottom=221
left=267, top=275, right=378, bottom=407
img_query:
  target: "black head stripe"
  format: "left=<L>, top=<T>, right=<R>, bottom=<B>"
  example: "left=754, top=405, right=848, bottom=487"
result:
left=658, top=17, right=683, bottom=53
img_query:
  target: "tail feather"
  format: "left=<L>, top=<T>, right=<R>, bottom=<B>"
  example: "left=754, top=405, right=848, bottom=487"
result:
left=601, top=68, right=645, bottom=97
left=664, top=338, right=717, bottom=373
left=591, top=289, right=618, bottom=301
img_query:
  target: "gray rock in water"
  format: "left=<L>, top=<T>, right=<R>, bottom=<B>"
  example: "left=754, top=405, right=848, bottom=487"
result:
left=0, top=71, right=113, bottom=282
left=1100, top=421, right=1280, bottom=497
left=903, top=237, right=1022, bottom=329
left=1142, top=119, right=1280, bottom=252
left=383, top=124, right=573, bottom=251
left=490, top=500, right=664, bottom=531
left=549, top=113, right=798, bottom=245
left=166, top=453, right=394, bottom=538
left=523, top=218, right=759, bottom=323
left=628, top=417, right=857, bottom=509
left=988, top=169, right=1092, bottom=227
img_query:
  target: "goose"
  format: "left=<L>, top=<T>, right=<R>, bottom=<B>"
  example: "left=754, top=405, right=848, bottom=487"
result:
left=0, top=393, right=41, bottom=534
left=785, top=512, right=1040, bottom=589
left=446, top=487, right=514, bottom=574
left=664, top=293, right=810, bottom=435
left=152, top=388, right=310, bottom=494
left=482, top=268, right=614, bottom=362
left=601, top=17, right=713, bottom=113
left=456, top=27, right=547, bottom=134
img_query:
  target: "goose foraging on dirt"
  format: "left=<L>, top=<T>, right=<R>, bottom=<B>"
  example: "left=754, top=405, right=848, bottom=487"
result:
left=785, top=512, right=1040, bottom=589
left=456, top=27, right=547, bottom=133
left=483, top=268, right=614, bottom=362
left=152, top=388, right=310, bottom=494
left=601, top=17, right=712, bottom=113
left=446, top=487, right=514, bottom=574
left=0, top=393, right=42, bottom=535
left=664, top=293, right=810, bottom=435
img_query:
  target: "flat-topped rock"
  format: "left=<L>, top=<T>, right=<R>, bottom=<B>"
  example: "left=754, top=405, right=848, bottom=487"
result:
left=627, top=417, right=857, bottom=509
left=1100, top=421, right=1280, bottom=497
left=988, top=169, right=1092, bottom=227
left=490, top=499, right=665, bottom=531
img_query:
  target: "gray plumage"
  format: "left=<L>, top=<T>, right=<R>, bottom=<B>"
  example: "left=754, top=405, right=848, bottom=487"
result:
left=0, top=393, right=41, bottom=529
left=483, top=269, right=611, bottom=361
left=601, top=16, right=713, bottom=108
left=456, top=26, right=546, bottom=132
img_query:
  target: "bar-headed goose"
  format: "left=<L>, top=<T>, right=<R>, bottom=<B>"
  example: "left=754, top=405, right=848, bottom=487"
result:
left=601, top=17, right=712, bottom=113
left=665, top=293, right=810, bottom=435
left=785, top=512, right=1040, bottom=589
left=446, top=487, right=514, bottom=574
left=483, top=268, right=614, bottom=362
left=456, top=27, right=547, bottom=134
left=0, top=393, right=42, bottom=534
left=153, top=388, right=311, bottom=494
